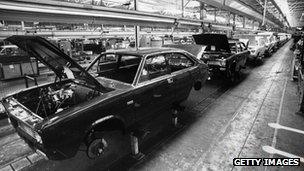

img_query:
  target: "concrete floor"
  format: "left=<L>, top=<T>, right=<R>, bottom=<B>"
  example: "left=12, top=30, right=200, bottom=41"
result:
left=0, top=40, right=304, bottom=171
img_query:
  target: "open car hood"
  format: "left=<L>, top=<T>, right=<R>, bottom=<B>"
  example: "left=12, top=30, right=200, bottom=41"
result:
left=192, top=34, right=231, bottom=53
left=6, top=36, right=105, bottom=90
left=163, top=44, right=206, bottom=59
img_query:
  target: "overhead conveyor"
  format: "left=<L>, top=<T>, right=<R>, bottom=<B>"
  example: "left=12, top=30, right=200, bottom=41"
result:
left=0, top=0, right=201, bottom=28
left=0, top=0, right=283, bottom=29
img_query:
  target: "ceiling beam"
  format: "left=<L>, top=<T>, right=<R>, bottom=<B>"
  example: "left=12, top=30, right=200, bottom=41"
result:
left=268, top=0, right=290, bottom=27
left=290, top=6, right=304, bottom=12
left=290, top=4, right=304, bottom=10
left=197, top=0, right=278, bottom=27
left=238, top=0, right=285, bottom=27
left=234, top=0, right=282, bottom=27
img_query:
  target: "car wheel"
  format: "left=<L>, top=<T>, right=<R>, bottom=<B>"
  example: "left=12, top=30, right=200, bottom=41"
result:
left=194, top=81, right=202, bottom=90
left=86, top=130, right=125, bottom=159
left=256, top=53, right=264, bottom=65
left=265, top=51, right=270, bottom=57
left=259, top=55, right=264, bottom=63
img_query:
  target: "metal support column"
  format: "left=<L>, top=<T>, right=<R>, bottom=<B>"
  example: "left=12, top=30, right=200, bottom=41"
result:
left=135, top=26, right=140, bottom=49
left=130, top=133, right=139, bottom=155
left=182, top=0, right=184, bottom=18
left=21, top=21, right=24, bottom=30
left=172, top=109, right=178, bottom=126
left=130, top=132, right=145, bottom=160
left=243, top=17, right=246, bottom=28
left=262, top=0, right=267, bottom=26
left=199, top=2, right=205, bottom=33
left=171, top=105, right=185, bottom=127
left=214, top=8, right=217, bottom=23
left=134, top=0, right=139, bottom=49
left=200, top=2, right=205, bottom=20
left=227, top=12, right=230, bottom=25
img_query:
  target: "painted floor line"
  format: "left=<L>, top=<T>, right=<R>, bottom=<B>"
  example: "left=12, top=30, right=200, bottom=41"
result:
left=262, top=146, right=304, bottom=163
left=268, top=123, right=304, bottom=135
left=264, top=63, right=289, bottom=171
left=271, top=77, right=288, bottom=149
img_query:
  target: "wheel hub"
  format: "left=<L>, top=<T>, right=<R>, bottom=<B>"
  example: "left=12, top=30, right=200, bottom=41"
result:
left=87, top=138, right=108, bottom=158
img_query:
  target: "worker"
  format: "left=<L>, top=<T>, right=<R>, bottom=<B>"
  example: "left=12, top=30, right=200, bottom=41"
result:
left=296, top=35, right=304, bottom=115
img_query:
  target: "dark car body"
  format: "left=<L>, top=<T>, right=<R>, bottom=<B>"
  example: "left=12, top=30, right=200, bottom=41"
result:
left=1, top=36, right=208, bottom=160
left=193, top=34, right=249, bottom=81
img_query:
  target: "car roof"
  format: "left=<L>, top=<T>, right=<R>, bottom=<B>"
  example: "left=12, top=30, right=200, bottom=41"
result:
left=103, top=47, right=185, bottom=56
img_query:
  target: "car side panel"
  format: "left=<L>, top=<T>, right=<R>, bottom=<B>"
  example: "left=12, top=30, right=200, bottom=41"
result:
left=171, top=68, right=192, bottom=103
left=133, top=78, right=171, bottom=122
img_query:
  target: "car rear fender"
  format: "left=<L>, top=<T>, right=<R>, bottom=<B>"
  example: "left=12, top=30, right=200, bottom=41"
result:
left=193, top=65, right=208, bottom=90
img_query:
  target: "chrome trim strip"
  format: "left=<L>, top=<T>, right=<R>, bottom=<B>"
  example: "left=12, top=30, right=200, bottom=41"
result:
left=92, top=115, right=115, bottom=126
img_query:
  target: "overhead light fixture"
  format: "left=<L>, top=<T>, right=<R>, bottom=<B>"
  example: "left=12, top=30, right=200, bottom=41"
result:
left=173, top=19, right=180, bottom=28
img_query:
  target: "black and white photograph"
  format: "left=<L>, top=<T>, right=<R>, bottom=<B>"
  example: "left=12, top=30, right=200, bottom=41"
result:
left=0, top=0, right=303, bottom=170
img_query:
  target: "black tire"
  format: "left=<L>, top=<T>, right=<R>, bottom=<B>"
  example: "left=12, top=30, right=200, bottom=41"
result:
left=86, top=130, right=126, bottom=159
left=255, top=53, right=264, bottom=65
left=265, top=50, right=270, bottom=57
left=259, top=55, right=264, bottom=63
left=194, top=81, right=202, bottom=90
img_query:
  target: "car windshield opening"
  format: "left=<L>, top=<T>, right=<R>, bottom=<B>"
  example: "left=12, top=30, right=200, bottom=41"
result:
left=88, top=54, right=141, bottom=84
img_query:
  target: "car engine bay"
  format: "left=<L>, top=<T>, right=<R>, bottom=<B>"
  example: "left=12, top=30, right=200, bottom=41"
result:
left=12, top=80, right=102, bottom=118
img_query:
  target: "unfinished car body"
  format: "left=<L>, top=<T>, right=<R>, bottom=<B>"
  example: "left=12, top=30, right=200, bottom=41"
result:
left=1, top=36, right=208, bottom=160
left=235, top=34, right=268, bottom=63
left=192, top=34, right=249, bottom=83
